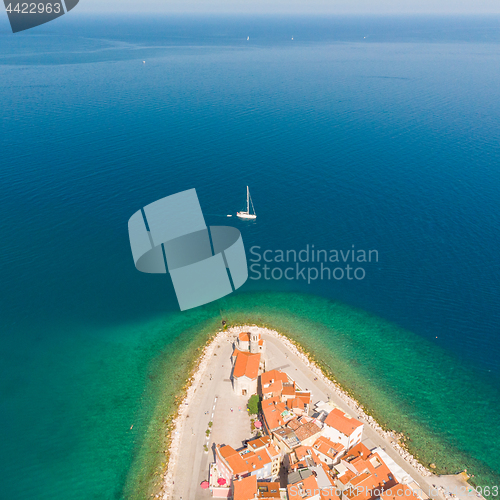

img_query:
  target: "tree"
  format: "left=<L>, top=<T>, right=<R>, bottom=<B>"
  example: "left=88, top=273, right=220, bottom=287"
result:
left=247, top=394, right=260, bottom=415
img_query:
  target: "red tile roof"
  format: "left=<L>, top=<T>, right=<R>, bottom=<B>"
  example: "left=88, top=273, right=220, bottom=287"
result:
left=344, top=442, right=371, bottom=461
left=321, top=487, right=342, bottom=500
left=287, top=475, right=320, bottom=500
left=241, top=448, right=272, bottom=470
left=219, top=444, right=238, bottom=459
left=218, top=445, right=250, bottom=475
left=257, top=481, right=280, bottom=498
left=294, top=421, right=322, bottom=443
left=313, top=436, right=344, bottom=459
left=324, top=409, right=363, bottom=437
left=294, top=445, right=322, bottom=465
left=262, top=401, right=288, bottom=430
left=266, top=443, right=280, bottom=459
left=262, top=380, right=283, bottom=396
left=246, top=436, right=279, bottom=459
left=233, top=350, right=261, bottom=379
left=247, top=436, right=270, bottom=451
left=239, top=332, right=251, bottom=342
left=262, top=396, right=281, bottom=408
left=219, top=442, right=276, bottom=477
left=261, top=369, right=288, bottom=387
left=287, top=418, right=301, bottom=431
left=296, top=392, right=311, bottom=405
left=233, top=475, right=257, bottom=500
left=289, top=398, right=305, bottom=411
left=339, top=444, right=398, bottom=500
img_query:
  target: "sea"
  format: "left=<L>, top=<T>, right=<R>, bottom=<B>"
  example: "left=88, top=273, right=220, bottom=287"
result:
left=1, top=13, right=499, bottom=500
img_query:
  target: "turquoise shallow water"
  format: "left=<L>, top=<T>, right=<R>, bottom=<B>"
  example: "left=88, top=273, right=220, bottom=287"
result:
left=1, top=14, right=500, bottom=499
left=123, top=292, right=500, bottom=500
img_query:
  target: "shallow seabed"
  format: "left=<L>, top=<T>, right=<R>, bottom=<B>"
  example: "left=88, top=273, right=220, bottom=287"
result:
left=125, top=291, right=500, bottom=499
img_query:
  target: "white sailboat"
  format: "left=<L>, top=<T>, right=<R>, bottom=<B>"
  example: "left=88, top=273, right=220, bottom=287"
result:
left=236, top=186, right=257, bottom=220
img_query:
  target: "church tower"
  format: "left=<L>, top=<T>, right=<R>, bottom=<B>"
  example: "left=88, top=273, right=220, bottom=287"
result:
left=250, top=332, right=259, bottom=354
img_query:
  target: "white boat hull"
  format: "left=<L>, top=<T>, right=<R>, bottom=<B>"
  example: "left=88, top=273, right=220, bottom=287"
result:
left=236, top=212, right=257, bottom=220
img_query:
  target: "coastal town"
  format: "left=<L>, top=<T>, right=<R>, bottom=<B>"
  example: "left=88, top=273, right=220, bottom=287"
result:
left=162, top=327, right=483, bottom=500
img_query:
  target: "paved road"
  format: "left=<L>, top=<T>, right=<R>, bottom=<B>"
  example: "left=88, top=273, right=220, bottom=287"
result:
left=170, top=330, right=468, bottom=500
left=172, top=336, right=251, bottom=500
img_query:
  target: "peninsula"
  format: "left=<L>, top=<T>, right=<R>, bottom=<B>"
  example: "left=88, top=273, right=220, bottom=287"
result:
left=159, top=326, right=483, bottom=500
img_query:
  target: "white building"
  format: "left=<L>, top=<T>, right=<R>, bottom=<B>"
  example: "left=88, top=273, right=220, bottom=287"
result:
left=312, top=436, right=345, bottom=465
left=231, top=350, right=261, bottom=396
left=236, top=330, right=266, bottom=355
left=231, top=331, right=266, bottom=395
left=321, top=409, right=363, bottom=450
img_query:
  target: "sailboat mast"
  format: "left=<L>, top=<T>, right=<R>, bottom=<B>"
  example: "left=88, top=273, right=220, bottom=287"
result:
left=236, top=186, right=256, bottom=219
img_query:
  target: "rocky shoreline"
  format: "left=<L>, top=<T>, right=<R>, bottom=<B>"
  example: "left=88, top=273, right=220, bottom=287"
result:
left=158, top=324, right=476, bottom=500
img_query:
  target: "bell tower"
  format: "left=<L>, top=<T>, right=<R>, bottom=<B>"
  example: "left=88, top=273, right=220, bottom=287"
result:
left=250, top=332, right=259, bottom=353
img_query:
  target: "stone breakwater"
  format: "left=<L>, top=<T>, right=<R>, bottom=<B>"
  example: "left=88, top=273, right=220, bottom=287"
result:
left=159, top=324, right=436, bottom=499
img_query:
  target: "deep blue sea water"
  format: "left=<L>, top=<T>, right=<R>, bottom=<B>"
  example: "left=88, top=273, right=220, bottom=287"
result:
left=1, top=14, right=500, bottom=499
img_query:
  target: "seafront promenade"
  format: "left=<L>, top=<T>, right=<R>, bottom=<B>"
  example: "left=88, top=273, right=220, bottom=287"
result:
left=164, top=327, right=483, bottom=500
